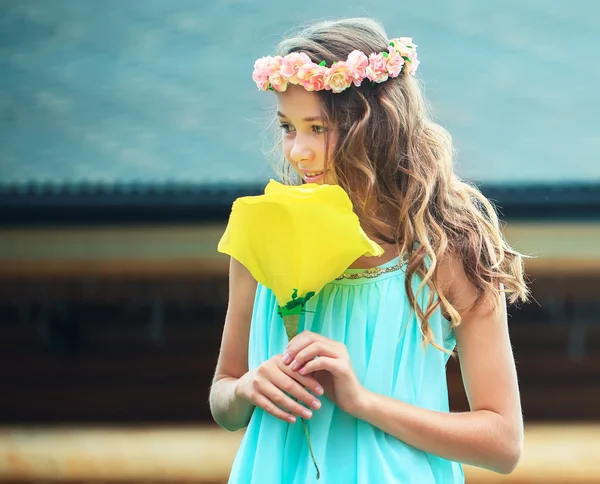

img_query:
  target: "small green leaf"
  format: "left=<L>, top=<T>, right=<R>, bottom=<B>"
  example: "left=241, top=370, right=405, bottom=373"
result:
left=278, top=290, right=317, bottom=319
left=389, top=41, right=395, bottom=47
left=279, top=304, right=303, bottom=318
left=382, top=51, right=389, bottom=58
left=402, top=56, right=411, bottom=62
left=318, top=60, right=326, bottom=67
left=285, top=299, right=302, bottom=311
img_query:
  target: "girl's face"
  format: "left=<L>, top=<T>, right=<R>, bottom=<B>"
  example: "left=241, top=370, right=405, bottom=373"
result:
left=276, top=85, right=337, bottom=184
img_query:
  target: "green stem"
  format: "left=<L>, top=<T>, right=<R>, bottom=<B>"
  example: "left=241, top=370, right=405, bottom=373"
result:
left=302, top=418, right=321, bottom=479
left=282, top=313, right=320, bottom=479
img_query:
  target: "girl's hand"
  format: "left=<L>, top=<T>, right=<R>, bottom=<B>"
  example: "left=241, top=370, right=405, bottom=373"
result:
left=235, top=354, right=324, bottom=424
left=283, top=331, right=366, bottom=415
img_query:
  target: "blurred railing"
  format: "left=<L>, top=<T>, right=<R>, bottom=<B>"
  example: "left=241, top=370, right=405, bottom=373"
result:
left=0, top=424, right=598, bottom=483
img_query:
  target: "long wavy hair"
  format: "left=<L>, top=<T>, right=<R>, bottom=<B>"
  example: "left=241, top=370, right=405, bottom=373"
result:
left=269, top=18, right=529, bottom=351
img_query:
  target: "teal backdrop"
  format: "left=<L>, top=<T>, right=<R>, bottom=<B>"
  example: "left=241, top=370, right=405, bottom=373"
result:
left=0, top=0, right=598, bottom=187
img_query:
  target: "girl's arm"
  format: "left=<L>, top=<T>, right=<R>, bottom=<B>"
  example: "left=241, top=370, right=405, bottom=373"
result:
left=209, top=257, right=258, bottom=431
left=351, top=253, right=523, bottom=474
left=210, top=257, right=324, bottom=431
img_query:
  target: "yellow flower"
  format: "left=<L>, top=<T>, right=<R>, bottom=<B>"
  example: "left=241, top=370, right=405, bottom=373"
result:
left=218, top=179, right=382, bottom=320
left=217, top=179, right=383, bottom=480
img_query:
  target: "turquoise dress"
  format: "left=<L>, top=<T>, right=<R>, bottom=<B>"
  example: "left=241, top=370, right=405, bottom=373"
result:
left=228, top=256, right=465, bottom=483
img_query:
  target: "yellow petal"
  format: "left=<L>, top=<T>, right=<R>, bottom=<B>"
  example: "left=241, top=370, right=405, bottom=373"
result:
left=218, top=180, right=383, bottom=306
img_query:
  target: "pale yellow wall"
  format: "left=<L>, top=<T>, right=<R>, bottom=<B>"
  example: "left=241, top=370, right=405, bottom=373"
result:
left=0, top=424, right=597, bottom=483
left=0, top=222, right=599, bottom=278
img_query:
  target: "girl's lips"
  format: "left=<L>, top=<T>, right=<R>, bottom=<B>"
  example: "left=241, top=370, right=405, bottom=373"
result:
left=304, top=172, right=324, bottom=183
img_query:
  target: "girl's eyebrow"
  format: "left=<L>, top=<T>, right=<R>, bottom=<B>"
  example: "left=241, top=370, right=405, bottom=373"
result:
left=277, top=111, right=323, bottom=122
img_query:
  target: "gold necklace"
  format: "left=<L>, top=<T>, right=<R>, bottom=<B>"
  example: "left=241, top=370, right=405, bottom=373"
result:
left=334, top=254, right=407, bottom=280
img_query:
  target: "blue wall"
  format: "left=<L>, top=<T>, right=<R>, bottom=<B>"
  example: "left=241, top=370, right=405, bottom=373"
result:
left=0, top=0, right=598, bottom=186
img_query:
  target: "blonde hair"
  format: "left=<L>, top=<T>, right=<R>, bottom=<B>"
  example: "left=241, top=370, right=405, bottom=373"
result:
left=270, top=18, right=529, bottom=350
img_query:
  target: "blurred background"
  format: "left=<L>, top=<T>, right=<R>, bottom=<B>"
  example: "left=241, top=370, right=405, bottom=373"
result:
left=0, top=1, right=599, bottom=483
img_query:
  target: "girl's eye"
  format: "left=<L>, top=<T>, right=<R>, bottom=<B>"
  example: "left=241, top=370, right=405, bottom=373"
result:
left=312, top=125, right=327, bottom=134
left=279, top=123, right=295, bottom=134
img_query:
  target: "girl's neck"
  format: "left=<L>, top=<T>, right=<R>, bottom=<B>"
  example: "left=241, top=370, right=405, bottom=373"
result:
left=348, top=241, right=399, bottom=269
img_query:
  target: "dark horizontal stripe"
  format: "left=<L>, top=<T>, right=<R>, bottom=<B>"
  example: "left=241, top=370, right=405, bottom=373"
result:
left=0, top=182, right=599, bottom=226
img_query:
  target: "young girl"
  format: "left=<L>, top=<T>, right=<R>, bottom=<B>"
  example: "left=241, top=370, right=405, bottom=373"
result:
left=209, top=17, right=529, bottom=483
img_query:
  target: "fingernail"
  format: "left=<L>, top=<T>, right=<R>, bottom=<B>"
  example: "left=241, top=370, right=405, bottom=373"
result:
left=312, top=399, right=321, bottom=410
left=315, top=386, right=324, bottom=396
left=302, top=409, right=312, bottom=419
left=288, top=415, right=296, bottom=423
left=282, top=353, right=291, bottom=364
left=290, top=360, right=298, bottom=370
left=298, top=366, right=306, bottom=375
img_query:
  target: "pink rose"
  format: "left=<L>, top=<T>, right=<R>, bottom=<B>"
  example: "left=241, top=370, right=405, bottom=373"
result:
left=297, top=62, right=327, bottom=91
left=280, top=52, right=312, bottom=85
left=267, top=56, right=283, bottom=74
left=253, top=56, right=287, bottom=90
left=407, top=55, right=419, bottom=75
left=399, top=49, right=419, bottom=76
left=406, top=46, right=420, bottom=75
left=396, top=37, right=416, bottom=49
left=270, top=56, right=291, bottom=91
left=390, top=38, right=419, bottom=76
left=269, top=71, right=289, bottom=92
left=390, top=37, right=416, bottom=52
left=323, top=62, right=352, bottom=93
left=346, top=50, right=369, bottom=86
left=385, top=47, right=405, bottom=78
left=252, top=57, right=272, bottom=90
left=366, top=52, right=389, bottom=83
left=398, top=37, right=417, bottom=50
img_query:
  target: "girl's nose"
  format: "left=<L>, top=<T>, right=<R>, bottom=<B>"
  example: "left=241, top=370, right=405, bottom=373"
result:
left=290, top=140, right=314, bottom=163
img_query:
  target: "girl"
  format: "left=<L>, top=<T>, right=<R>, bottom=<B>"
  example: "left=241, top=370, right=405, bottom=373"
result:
left=209, top=17, right=529, bottom=483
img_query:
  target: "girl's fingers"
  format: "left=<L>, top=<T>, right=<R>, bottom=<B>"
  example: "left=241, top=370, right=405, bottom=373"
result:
left=249, top=357, right=323, bottom=424
left=289, top=341, right=338, bottom=371
left=285, top=331, right=327, bottom=362
left=298, top=356, right=338, bottom=376
left=262, top=380, right=315, bottom=419
left=277, top=356, right=324, bottom=396
left=273, top=367, right=322, bottom=411
left=253, top=393, right=297, bottom=423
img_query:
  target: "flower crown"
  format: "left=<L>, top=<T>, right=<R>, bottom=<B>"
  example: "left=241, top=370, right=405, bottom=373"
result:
left=252, top=37, right=419, bottom=94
